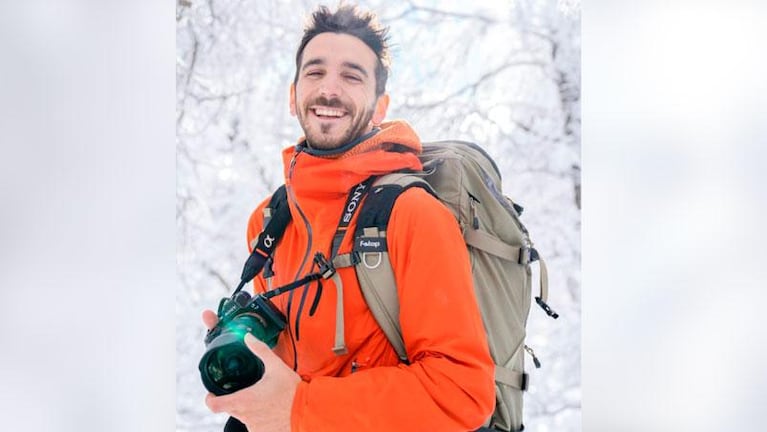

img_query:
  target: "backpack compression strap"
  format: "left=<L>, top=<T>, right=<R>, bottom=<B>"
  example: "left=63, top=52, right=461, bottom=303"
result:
left=463, top=228, right=557, bottom=319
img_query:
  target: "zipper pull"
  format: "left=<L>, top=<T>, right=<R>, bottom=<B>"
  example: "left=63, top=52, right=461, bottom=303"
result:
left=263, top=256, right=274, bottom=279
left=288, top=146, right=304, bottom=178
left=535, top=296, right=559, bottom=319
left=469, top=196, right=480, bottom=229
left=524, top=345, right=542, bottom=368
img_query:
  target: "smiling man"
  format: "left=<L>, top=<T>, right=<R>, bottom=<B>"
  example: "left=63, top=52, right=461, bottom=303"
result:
left=202, top=5, right=495, bottom=432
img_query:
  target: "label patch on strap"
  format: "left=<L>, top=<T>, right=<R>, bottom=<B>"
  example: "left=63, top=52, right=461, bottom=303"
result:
left=356, top=237, right=387, bottom=252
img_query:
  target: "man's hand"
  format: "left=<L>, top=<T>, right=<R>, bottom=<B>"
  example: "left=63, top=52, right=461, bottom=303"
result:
left=202, top=310, right=300, bottom=432
left=202, top=309, right=219, bottom=330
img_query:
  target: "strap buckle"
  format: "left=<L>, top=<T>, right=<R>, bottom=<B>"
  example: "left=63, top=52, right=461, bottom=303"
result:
left=518, top=247, right=531, bottom=265
left=518, top=246, right=540, bottom=265
left=314, top=252, right=336, bottom=279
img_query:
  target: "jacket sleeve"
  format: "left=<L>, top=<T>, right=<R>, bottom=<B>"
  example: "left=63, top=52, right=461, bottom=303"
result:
left=290, top=187, right=496, bottom=432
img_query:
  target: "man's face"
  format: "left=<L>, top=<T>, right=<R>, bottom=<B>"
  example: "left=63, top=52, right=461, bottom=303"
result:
left=290, top=32, right=388, bottom=150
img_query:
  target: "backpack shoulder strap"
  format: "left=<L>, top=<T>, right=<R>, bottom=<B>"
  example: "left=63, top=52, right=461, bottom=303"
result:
left=351, top=174, right=433, bottom=363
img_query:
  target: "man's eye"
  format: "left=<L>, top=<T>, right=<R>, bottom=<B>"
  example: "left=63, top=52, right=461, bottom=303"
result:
left=344, top=75, right=362, bottom=82
left=306, top=71, right=323, bottom=77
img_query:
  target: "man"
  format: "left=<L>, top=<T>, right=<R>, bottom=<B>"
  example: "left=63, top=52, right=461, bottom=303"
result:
left=203, top=5, right=495, bottom=431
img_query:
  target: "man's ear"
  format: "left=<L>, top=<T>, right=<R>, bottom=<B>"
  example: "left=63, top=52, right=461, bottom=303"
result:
left=371, top=93, right=390, bottom=126
left=289, top=83, right=296, bottom=117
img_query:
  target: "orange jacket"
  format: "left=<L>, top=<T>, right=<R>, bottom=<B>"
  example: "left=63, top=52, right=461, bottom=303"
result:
left=246, top=121, right=495, bottom=432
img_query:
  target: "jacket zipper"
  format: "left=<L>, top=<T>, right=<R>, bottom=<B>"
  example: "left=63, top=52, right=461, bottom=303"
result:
left=285, top=148, right=314, bottom=371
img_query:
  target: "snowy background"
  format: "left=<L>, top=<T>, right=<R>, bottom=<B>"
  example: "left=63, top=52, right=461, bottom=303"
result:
left=176, top=0, right=581, bottom=431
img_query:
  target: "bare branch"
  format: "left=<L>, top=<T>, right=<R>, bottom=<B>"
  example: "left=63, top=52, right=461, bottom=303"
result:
left=402, top=60, right=546, bottom=110
left=207, top=0, right=219, bottom=23
left=398, top=1, right=500, bottom=24
left=177, top=26, right=200, bottom=129
left=538, top=401, right=581, bottom=417
left=186, top=86, right=257, bottom=103
left=176, top=0, right=191, bottom=22
left=204, top=264, right=232, bottom=293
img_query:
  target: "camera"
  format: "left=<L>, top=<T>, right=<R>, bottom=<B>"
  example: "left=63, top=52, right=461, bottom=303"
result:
left=199, top=290, right=287, bottom=396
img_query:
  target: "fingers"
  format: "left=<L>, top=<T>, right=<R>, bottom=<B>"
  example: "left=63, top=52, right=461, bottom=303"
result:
left=206, top=387, right=250, bottom=419
left=244, top=334, right=298, bottom=385
left=205, top=390, right=242, bottom=415
left=244, top=333, right=262, bottom=349
left=244, top=333, right=272, bottom=359
left=202, top=309, right=219, bottom=329
left=205, top=392, right=225, bottom=413
left=245, top=333, right=276, bottom=368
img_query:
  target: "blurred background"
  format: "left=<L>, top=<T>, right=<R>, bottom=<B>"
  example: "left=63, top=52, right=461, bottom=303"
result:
left=176, top=1, right=581, bottom=431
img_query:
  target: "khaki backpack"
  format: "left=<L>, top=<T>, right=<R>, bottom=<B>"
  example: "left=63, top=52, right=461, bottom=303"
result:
left=346, top=140, right=557, bottom=431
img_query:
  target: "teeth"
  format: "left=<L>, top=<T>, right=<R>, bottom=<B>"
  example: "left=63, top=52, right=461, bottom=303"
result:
left=314, top=107, right=345, bottom=117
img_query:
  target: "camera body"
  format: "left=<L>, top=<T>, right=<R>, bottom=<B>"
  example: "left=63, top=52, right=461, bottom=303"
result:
left=199, top=290, right=287, bottom=396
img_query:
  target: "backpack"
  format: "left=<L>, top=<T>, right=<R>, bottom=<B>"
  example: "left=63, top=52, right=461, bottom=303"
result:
left=253, top=140, right=558, bottom=432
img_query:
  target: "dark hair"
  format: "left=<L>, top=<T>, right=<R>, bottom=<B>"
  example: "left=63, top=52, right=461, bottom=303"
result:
left=294, top=5, right=391, bottom=96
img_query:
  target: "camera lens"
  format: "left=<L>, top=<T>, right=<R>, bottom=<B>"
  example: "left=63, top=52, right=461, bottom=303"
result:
left=201, top=336, right=265, bottom=395
left=199, top=314, right=268, bottom=396
left=224, top=356, right=243, bottom=374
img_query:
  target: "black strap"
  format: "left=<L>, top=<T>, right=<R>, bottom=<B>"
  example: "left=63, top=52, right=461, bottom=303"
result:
left=236, top=186, right=290, bottom=292
left=329, top=177, right=377, bottom=259
left=352, top=182, right=433, bottom=250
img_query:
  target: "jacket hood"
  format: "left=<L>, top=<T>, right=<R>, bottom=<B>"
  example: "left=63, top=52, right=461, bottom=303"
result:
left=282, top=120, right=423, bottom=196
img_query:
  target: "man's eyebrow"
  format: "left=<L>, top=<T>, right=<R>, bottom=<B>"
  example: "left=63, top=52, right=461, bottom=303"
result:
left=300, top=58, right=370, bottom=78
left=342, top=61, right=369, bottom=78
left=301, top=57, right=325, bottom=70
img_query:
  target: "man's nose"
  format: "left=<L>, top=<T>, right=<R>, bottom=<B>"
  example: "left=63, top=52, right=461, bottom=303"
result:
left=318, top=75, right=341, bottom=98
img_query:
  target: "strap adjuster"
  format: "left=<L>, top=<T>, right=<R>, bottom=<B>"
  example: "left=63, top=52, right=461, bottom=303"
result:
left=520, top=372, right=529, bottom=391
left=518, top=247, right=531, bottom=265
left=518, top=246, right=540, bottom=265
left=314, top=252, right=336, bottom=279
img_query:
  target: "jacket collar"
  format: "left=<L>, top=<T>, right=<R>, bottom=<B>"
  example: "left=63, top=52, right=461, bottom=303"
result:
left=282, top=120, right=423, bottom=197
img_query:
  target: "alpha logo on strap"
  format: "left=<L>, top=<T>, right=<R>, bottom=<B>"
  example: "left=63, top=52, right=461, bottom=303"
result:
left=264, top=234, right=275, bottom=248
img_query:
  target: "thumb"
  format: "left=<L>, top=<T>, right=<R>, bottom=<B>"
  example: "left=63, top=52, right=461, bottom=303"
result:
left=202, top=309, right=219, bottom=330
left=244, top=333, right=273, bottom=359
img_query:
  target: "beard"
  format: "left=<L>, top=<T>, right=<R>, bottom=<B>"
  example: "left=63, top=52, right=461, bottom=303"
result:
left=296, top=95, right=376, bottom=150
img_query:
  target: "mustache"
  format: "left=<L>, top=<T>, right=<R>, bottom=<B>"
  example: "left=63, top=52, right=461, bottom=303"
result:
left=309, top=96, right=348, bottom=110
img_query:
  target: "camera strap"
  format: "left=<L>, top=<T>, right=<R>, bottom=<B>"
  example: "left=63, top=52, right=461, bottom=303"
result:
left=234, top=186, right=291, bottom=294
left=330, top=176, right=377, bottom=259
